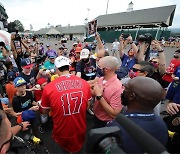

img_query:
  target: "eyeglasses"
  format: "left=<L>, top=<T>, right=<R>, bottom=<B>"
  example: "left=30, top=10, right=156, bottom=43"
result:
left=0, top=133, right=13, bottom=151
left=131, top=68, right=144, bottom=73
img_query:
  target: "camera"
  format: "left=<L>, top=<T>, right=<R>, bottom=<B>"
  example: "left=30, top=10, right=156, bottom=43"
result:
left=24, top=134, right=42, bottom=145
left=87, top=114, right=168, bottom=154
left=33, top=35, right=37, bottom=42
left=137, top=33, right=152, bottom=44
left=86, top=126, right=124, bottom=153
left=11, top=134, right=49, bottom=154
left=14, top=30, right=21, bottom=41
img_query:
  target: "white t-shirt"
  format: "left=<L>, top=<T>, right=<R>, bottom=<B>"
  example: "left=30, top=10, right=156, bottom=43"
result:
left=112, top=41, right=120, bottom=50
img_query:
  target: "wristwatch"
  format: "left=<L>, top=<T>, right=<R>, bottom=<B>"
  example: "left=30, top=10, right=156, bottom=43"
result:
left=18, top=123, right=23, bottom=130
left=158, top=49, right=164, bottom=53
left=96, top=95, right=103, bottom=100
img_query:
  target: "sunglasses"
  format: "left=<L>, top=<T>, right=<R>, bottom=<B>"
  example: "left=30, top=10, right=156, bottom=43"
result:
left=149, top=61, right=158, bottom=64
left=131, top=68, right=144, bottom=73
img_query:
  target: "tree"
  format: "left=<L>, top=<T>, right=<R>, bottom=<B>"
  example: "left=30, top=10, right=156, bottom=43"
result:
left=7, top=21, right=16, bottom=33
left=30, top=24, right=33, bottom=31
left=7, top=20, right=24, bottom=32
left=14, top=20, right=24, bottom=32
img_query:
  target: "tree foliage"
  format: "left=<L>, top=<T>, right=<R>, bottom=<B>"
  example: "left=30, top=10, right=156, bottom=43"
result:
left=8, top=20, right=24, bottom=32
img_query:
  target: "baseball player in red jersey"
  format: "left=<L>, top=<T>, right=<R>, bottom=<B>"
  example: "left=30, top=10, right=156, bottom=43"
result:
left=40, top=56, right=92, bottom=153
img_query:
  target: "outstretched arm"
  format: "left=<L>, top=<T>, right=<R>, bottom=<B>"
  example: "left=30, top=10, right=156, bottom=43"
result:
left=95, top=33, right=105, bottom=52
left=119, top=34, right=125, bottom=58
left=152, top=40, right=166, bottom=75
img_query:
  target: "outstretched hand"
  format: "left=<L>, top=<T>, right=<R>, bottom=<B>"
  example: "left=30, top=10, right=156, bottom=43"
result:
left=166, top=103, right=180, bottom=115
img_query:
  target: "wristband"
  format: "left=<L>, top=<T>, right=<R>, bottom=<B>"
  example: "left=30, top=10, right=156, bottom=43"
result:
left=130, top=42, right=133, bottom=44
left=18, top=123, right=23, bottom=130
left=158, top=49, right=164, bottom=53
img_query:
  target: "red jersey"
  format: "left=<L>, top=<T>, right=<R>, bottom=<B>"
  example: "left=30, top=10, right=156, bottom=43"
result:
left=162, top=59, right=180, bottom=82
left=41, top=74, right=91, bottom=152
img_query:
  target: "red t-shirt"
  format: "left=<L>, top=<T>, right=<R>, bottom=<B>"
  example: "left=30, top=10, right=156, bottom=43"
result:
left=41, top=74, right=91, bottom=152
left=34, top=90, right=43, bottom=101
left=162, top=59, right=180, bottom=82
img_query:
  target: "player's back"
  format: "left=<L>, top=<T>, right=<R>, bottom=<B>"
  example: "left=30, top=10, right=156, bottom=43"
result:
left=41, top=74, right=91, bottom=152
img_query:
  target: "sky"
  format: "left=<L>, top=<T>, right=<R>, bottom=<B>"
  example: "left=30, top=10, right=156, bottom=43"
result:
left=1, top=0, right=180, bottom=30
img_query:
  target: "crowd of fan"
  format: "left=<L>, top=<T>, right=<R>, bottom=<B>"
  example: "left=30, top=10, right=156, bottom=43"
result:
left=0, top=32, right=180, bottom=153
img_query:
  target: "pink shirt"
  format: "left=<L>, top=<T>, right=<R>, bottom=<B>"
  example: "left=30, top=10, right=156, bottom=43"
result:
left=93, top=74, right=123, bottom=121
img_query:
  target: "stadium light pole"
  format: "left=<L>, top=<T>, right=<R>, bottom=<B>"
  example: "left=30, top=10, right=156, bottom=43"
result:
left=87, top=8, right=90, bottom=20
left=106, top=0, right=110, bottom=14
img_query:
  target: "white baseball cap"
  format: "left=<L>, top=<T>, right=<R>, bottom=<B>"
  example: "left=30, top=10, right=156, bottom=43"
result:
left=80, top=49, right=90, bottom=59
left=54, top=56, right=70, bottom=68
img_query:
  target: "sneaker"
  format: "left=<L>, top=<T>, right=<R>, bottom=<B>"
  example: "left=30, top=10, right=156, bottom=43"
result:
left=88, top=109, right=94, bottom=116
left=38, top=125, right=45, bottom=134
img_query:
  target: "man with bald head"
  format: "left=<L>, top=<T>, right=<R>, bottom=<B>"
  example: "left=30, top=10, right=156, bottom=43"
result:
left=108, top=76, right=168, bottom=153
left=93, top=56, right=123, bottom=128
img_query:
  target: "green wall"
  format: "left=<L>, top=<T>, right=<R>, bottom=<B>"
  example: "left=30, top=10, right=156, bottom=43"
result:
left=85, top=29, right=170, bottom=43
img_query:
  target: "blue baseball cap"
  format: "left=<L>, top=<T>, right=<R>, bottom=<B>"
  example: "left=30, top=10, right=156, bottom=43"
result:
left=48, top=51, right=57, bottom=59
left=7, top=71, right=16, bottom=80
left=22, top=110, right=36, bottom=122
left=13, top=77, right=27, bottom=87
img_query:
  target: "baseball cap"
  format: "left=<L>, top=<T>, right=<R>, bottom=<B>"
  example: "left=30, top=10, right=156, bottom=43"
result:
left=75, top=47, right=82, bottom=53
left=22, top=110, right=36, bottom=121
left=17, top=110, right=36, bottom=124
left=175, top=49, right=180, bottom=53
left=7, top=71, right=16, bottom=80
left=0, top=98, right=9, bottom=105
left=46, top=44, right=50, bottom=47
left=37, top=78, right=47, bottom=85
left=59, top=46, right=64, bottom=50
left=20, top=58, right=33, bottom=68
left=80, top=49, right=90, bottom=59
left=54, top=56, right=70, bottom=68
left=48, top=52, right=57, bottom=59
left=14, top=77, right=27, bottom=87
left=73, top=43, right=78, bottom=46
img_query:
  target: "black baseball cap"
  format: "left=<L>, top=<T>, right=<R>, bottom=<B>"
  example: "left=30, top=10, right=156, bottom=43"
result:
left=20, top=58, right=33, bottom=68
left=175, top=49, right=180, bottom=53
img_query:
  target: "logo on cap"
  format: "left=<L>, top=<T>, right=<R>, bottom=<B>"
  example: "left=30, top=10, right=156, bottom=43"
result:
left=26, top=59, right=31, bottom=65
left=17, top=79, right=26, bottom=84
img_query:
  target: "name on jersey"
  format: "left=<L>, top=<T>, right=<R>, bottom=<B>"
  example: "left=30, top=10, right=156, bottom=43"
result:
left=55, top=80, right=82, bottom=92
